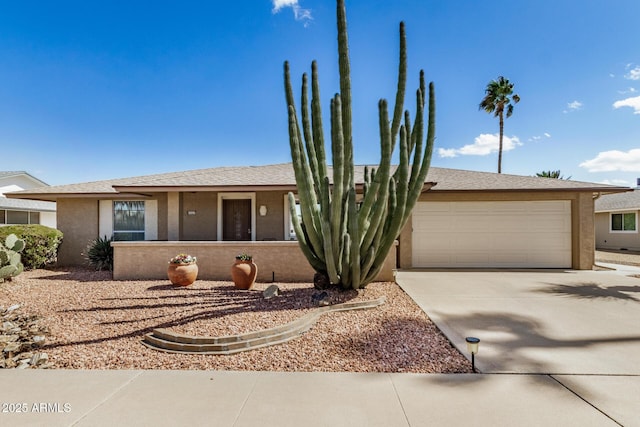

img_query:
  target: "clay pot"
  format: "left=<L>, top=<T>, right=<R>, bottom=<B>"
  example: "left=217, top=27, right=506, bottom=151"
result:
left=167, top=263, right=198, bottom=286
left=231, top=259, right=257, bottom=290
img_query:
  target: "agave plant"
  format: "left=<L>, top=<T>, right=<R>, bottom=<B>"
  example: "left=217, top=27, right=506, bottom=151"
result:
left=84, top=236, right=113, bottom=271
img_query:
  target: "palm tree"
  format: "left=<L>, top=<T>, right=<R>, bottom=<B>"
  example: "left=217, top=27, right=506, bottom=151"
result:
left=536, top=170, right=571, bottom=179
left=479, top=76, right=520, bottom=173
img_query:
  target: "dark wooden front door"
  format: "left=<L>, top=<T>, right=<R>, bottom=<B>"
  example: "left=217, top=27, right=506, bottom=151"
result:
left=222, top=199, right=251, bottom=241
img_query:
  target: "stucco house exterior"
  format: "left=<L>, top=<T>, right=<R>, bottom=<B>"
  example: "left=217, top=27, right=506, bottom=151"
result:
left=6, top=163, right=628, bottom=281
left=595, top=186, right=640, bottom=251
left=0, top=171, right=56, bottom=228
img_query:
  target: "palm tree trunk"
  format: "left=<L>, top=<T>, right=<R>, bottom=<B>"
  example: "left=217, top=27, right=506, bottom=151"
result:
left=498, top=112, right=504, bottom=173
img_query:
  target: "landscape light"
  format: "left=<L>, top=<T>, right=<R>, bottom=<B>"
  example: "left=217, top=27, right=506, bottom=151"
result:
left=465, top=337, right=480, bottom=372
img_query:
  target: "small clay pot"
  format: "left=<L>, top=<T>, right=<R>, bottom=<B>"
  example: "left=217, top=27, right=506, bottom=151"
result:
left=167, top=263, right=198, bottom=286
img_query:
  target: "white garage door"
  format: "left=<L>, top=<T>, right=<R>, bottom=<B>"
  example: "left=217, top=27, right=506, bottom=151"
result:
left=412, top=201, right=572, bottom=268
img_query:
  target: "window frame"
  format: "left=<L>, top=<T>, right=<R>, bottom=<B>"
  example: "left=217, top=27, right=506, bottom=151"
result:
left=1, top=209, right=40, bottom=225
left=610, top=211, right=638, bottom=233
left=112, top=201, right=146, bottom=241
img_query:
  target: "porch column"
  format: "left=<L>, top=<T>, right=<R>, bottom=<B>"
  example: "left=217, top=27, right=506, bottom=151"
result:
left=167, top=192, right=180, bottom=241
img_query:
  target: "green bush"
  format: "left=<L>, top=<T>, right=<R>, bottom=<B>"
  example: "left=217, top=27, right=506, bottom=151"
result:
left=84, top=236, right=113, bottom=271
left=0, top=225, right=63, bottom=270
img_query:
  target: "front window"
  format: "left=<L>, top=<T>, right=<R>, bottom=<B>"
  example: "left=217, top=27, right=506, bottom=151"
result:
left=1, top=210, right=39, bottom=225
left=611, top=212, right=637, bottom=233
left=113, top=201, right=145, bottom=241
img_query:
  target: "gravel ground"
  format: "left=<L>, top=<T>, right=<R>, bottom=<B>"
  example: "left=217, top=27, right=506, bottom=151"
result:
left=595, top=249, right=640, bottom=267
left=0, top=268, right=471, bottom=373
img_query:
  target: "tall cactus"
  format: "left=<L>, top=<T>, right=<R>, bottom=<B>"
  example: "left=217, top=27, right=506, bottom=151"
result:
left=284, top=0, right=435, bottom=289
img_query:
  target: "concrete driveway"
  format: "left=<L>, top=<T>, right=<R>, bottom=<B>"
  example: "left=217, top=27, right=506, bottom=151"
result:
left=396, top=268, right=640, bottom=375
left=396, top=267, right=640, bottom=426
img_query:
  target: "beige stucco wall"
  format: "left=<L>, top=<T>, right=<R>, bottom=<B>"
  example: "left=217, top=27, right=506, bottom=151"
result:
left=572, top=192, right=595, bottom=269
left=399, top=190, right=596, bottom=270
left=112, top=240, right=396, bottom=283
left=56, top=199, right=99, bottom=266
left=256, top=191, right=287, bottom=241
left=595, top=211, right=640, bottom=250
left=180, top=192, right=218, bottom=240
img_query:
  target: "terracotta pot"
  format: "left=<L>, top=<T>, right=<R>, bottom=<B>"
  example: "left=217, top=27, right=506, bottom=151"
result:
left=167, top=263, right=198, bottom=286
left=231, top=259, right=257, bottom=290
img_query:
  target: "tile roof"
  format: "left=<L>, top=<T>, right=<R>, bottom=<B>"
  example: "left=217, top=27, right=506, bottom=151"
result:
left=0, top=171, right=26, bottom=178
left=0, top=171, right=49, bottom=186
left=0, top=197, right=56, bottom=212
left=595, top=189, right=640, bottom=212
left=6, top=163, right=630, bottom=201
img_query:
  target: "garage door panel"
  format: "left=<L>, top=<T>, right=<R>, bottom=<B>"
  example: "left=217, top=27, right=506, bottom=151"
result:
left=412, top=201, right=572, bottom=268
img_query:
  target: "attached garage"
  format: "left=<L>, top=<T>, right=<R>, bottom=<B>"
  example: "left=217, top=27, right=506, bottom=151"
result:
left=412, top=200, right=572, bottom=268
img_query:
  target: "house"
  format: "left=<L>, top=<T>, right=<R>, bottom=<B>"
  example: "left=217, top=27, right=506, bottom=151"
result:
left=6, top=163, right=628, bottom=281
left=0, top=171, right=56, bottom=228
left=594, top=183, right=640, bottom=251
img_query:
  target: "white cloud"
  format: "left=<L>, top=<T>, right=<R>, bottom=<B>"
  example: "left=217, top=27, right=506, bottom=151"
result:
left=613, top=95, right=640, bottom=114
left=437, top=148, right=458, bottom=158
left=617, top=87, right=637, bottom=95
left=580, top=149, right=640, bottom=172
left=563, top=100, right=582, bottom=113
left=438, top=133, right=522, bottom=158
left=625, top=66, right=640, bottom=81
left=272, top=0, right=312, bottom=23
left=528, top=133, right=551, bottom=142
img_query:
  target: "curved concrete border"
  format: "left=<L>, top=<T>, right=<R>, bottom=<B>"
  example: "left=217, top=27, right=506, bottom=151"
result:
left=142, top=296, right=386, bottom=355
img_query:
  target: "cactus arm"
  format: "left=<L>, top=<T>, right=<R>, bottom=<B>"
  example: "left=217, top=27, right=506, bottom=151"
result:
left=347, top=188, right=360, bottom=289
left=330, top=94, right=346, bottom=268
left=288, top=193, right=325, bottom=272
left=406, top=82, right=436, bottom=221
left=358, top=99, right=392, bottom=235
left=288, top=106, right=326, bottom=263
left=385, top=124, right=410, bottom=239
left=337, top=0, right=353, bottom=190
left=390, top=22, right=407, bottom=145
left=311, top=61, right=328, bottom=182
left=319, top=176, right=340, bottom=284
left=340, top=233, right=351, bottom=286
left=409, top=86, right=425, bottom=184
left=301, top=73, right=323, bottom=189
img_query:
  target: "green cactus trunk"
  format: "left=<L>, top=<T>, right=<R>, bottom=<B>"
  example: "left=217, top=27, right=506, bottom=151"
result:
left=284, top=0, right=435, bottom=289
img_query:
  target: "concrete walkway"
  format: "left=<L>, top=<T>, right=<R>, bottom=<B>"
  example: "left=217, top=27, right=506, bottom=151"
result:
left=0, top=370, right=625, bottom=426
left=1, top=267, right=638, bottom=426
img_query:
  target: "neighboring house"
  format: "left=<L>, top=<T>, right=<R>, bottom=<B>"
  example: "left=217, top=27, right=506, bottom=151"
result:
left=595, top=184, right=640, bottom=251
left=6, top=163, right=628, bottom=281
left=0, top=171, right=56, bottom=228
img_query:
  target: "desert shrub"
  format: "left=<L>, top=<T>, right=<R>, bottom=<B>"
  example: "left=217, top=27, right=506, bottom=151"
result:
left=0, top=225, right=63, bottom=270
left=84, top=236, right=113, bottom=271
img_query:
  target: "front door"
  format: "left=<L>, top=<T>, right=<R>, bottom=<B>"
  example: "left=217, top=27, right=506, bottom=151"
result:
left=222, top=199, right=251, bottom=241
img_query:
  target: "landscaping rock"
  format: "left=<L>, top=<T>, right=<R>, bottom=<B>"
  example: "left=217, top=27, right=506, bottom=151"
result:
left=311, top=291, right=330, bottom=306
left=0, top=305, right=51, bottom=369
left=263, top=285, right=280, bottom=299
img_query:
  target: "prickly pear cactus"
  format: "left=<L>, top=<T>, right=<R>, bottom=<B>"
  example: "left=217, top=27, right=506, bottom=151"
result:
left=0, top=233, right=25, bottom=282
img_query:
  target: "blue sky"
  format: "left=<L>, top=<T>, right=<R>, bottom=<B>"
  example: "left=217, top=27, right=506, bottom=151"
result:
left=1, top=0, right=639, bottom=186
